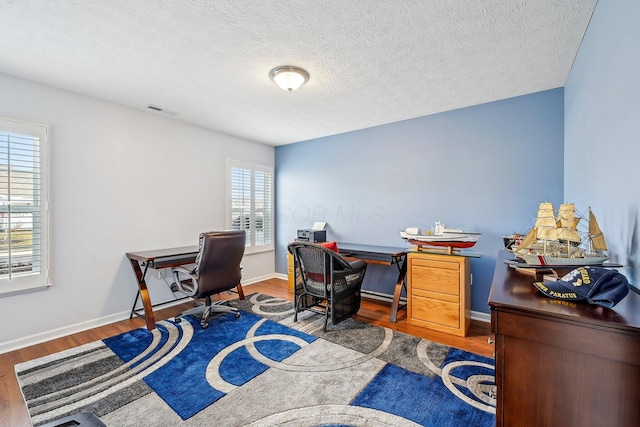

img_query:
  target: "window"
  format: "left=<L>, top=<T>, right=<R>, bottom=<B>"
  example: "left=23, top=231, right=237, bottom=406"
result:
left=227, top=160, right=273, bottom=253
left=0, top=117, right=50, bottom=296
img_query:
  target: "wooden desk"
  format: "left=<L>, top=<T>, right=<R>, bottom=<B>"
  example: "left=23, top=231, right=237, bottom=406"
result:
left=489, top=250, right=640, bottom=426
left=288, top=243, right=410, bottom=322
left=337, top=243, right=409, bottom=323
left=126, top=246, right=199, bottom=330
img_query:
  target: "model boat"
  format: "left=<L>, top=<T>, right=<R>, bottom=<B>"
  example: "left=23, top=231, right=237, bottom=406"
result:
left=511, top=202, right=608, bottom=266
left=400, top=222, right=480, bottom=249
left=503, top=233, right=525, bottom=250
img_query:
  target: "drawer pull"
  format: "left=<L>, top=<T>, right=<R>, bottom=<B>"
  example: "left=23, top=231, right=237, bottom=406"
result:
left=488, top=337, right=494, bottom=345
left=489, top=387, right=497, bottom=399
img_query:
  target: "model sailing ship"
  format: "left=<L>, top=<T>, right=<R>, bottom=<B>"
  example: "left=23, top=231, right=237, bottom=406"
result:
left=511, top=202, right=608, bottom=266
left=400, top=221, right=480, bottom=250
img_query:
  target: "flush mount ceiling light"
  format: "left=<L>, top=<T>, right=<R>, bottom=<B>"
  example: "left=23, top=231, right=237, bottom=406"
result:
left=269, top=65, right=309, bottom=92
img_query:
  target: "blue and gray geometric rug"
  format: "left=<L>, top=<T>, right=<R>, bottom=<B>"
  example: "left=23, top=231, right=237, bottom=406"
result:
left=15, top=293, right=495, bottom=426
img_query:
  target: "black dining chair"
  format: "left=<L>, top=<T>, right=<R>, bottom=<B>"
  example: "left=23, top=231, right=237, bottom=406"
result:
left=287, top=241, right=367, bottom=331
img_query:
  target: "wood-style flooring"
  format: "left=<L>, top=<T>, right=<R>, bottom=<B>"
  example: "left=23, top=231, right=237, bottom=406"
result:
left=0, top=278, right=493, bottom=427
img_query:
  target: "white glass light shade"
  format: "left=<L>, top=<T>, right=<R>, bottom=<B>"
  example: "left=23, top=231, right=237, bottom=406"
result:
left=269, top=66, right=309, bottom=92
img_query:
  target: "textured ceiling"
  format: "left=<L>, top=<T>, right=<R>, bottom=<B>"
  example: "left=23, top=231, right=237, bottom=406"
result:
left=0, top=0, right=597, bottom=146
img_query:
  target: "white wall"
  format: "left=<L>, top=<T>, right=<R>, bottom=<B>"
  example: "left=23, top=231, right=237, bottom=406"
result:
left=0, top=73, right=275, bottom=352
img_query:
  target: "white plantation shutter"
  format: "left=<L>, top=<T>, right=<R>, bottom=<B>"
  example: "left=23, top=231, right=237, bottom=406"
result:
left=254, top=169, right=273, bottom=245
left=227, top=160, right=273, bottom=253
left=230, top=167, right=252, bottom=244
left=0, top=117, right=50, bottom=295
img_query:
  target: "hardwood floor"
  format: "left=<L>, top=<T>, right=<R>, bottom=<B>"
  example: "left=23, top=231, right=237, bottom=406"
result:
left=0, top=278, right=493, bottom=427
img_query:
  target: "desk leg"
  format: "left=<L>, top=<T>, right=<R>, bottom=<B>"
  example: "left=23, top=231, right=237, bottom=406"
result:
left=128, top=258, right=156, bottom=330
left=389, top=255, right=408, bottom=323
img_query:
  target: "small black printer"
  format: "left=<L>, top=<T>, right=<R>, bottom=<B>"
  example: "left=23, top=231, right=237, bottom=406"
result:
left=296, top=229, right=326, bottom=243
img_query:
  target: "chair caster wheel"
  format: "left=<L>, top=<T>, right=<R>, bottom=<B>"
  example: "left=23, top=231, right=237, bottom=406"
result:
left=234, top=312, right=240, bottom=318
left=174, top=317, right=181, bottom=323
left=201, top=323, right=209, bottom=329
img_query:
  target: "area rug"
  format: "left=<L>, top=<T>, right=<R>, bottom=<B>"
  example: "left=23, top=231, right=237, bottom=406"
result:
left=15, top=293, right=496, bottom=426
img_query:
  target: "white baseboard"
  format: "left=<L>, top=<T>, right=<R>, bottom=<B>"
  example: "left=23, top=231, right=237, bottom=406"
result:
left=243, top=273, right=279, bottom=285
left=471, top=310, right=491, bottom=323
left=274, top=272, right=492, bottom=324
left=272, top=272, right=288, bottom=281
left=0, top=310, right=132, bottom=355
left=0, top=272, right=489, bottom=355
left=0, top=276, right=281, bottom=355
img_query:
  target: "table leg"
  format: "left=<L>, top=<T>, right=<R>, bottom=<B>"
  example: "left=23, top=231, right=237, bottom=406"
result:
left=128, top=258, right=156, bottom=330
left=389, top=255, right=408, bottom=323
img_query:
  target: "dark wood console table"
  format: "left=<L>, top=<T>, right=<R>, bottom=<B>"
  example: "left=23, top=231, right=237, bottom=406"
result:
left=488, top=250, right=640, bottom=426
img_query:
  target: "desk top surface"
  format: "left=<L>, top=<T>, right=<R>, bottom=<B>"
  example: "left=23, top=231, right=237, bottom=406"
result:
left=337, top=242, right=481, bottom=258
left=489, top=250, right=640, bottom=331
left=337, top=242, right=410, bottom=257
left=126, top=245, right=199, bottom=262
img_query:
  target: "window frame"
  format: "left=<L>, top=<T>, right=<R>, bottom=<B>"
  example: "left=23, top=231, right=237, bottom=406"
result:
left=0, top=117, right=51, bottom=296
left=226, top=159, right=274, bottom=254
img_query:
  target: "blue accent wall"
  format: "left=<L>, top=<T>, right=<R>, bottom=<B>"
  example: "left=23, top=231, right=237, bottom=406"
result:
left=565, top=1, right=640, bottom=285
left=275, top=89, right=564, bottom=314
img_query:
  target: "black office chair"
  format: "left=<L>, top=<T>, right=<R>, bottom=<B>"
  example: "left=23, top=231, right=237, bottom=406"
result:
left=287, top=241, right=367, bottom=331
left=171, top=230, right=246, bottom=328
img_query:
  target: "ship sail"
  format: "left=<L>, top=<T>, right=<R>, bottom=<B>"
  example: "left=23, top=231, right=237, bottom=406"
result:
left=557, top=203, right=581, bottom=242
left=514, top=227, right=537, bottom=255
left=535, top=202, right=559, bottom=240
left=589, top=208, right=608, bottom=251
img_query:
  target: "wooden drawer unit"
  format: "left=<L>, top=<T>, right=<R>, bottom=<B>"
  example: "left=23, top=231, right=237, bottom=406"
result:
left=287, top=253, right=294, bottom=293
left=407, top=252, right=471, bottom=336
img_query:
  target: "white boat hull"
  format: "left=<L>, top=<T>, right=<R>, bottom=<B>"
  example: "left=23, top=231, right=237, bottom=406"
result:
left=515, top=253, right=609, bottom=266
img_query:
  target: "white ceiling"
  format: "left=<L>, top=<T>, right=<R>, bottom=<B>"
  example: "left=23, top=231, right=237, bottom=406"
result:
left=1, top=0, right=598, bottom=146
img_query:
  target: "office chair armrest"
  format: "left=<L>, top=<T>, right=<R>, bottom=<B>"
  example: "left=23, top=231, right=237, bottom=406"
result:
left=171, top=266, right=199, bottom=297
